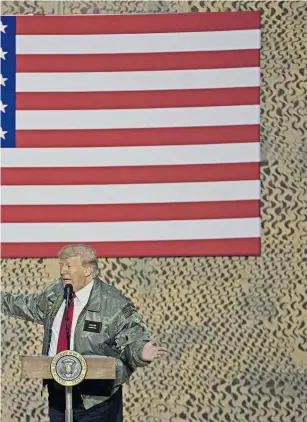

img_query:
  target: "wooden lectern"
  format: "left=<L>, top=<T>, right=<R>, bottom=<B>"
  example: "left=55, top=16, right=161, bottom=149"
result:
left=20, top=354, right=116, bottom=422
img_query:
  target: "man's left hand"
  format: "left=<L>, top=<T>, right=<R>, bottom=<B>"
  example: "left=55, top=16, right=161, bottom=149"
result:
left=142, top=336, right=168, bottom=362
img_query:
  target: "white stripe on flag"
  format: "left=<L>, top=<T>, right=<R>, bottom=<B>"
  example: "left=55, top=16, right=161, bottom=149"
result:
left=16, top=29, right=261, bottom=55
left=1, top=218, right=261, bottom=242
left=16, top=105, right=260, bottom=130
left=1, top=181, right=261, bottom=205
left=16, top=68, right=260, bottom=92
left=1, top=143, right=260, bottom=168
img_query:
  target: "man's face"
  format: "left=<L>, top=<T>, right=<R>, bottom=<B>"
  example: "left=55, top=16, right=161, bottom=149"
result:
left=59, top=255, right=91, bottom=292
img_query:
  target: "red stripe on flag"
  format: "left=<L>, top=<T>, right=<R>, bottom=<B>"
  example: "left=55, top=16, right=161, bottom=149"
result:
left=1, top=201, right=260, bottom=223
left=2, top=163, right=259, bottom=186
left=16, top=125, right=259, bottom=148
left=0, top=238, right=261, bottom=258
left=16, top=12, right=260, bottom=35
left=16, top=50, right=260, bottom=73
left=17, top=87, right=260, bottom=111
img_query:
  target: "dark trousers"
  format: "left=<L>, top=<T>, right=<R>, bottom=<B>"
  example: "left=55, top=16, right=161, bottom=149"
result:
left=48, top=383, right=123, bottom=422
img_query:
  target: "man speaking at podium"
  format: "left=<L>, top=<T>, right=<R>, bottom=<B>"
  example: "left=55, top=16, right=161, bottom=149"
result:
left=1, top=244, right=167, bottom=421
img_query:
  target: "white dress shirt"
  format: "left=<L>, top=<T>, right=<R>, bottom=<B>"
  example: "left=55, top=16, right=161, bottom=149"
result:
left=48, top=279, right=94, bottom=356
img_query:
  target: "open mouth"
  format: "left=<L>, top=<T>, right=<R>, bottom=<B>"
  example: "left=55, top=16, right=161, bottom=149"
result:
left=62, top=278, right=72, bottom=283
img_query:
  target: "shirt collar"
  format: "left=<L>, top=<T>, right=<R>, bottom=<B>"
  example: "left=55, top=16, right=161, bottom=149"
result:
left=74, top=279, right=94, bottom=303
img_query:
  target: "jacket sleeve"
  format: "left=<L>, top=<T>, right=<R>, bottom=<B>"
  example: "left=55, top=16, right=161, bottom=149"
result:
left=113, top=300, right=151, bottom=370
left=1, top=290, right=47, bottom=325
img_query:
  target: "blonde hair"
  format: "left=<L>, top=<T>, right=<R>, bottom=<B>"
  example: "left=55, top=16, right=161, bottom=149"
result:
left=58, top=244, right=99, bottom=277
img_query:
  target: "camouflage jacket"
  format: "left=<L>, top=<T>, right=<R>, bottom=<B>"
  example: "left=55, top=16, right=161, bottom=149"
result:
left=1, top=277, right=150, bottom=409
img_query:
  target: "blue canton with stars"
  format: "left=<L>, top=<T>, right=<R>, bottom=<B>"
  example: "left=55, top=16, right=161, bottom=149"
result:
left=1, top=16, right=16, bottom=148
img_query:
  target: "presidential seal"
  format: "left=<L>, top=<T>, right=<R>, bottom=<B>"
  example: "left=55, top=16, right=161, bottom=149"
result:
left=50, top=350, right=87, bottom=387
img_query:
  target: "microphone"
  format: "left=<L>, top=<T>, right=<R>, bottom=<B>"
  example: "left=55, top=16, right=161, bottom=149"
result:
left=64, top=283, right=73, bottom=306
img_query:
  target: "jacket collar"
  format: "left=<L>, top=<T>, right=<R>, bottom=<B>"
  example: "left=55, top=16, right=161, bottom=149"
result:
left=49, top=277, right=103, bottom=313
left=85, top=277, right=103, bottom=312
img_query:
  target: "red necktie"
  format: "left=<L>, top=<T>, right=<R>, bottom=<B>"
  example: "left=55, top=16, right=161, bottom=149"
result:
left=57, top=293, right=76, bottom=353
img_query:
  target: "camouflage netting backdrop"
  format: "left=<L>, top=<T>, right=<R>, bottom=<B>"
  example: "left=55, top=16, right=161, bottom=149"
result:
left=1, top=1, right=307, bottom=421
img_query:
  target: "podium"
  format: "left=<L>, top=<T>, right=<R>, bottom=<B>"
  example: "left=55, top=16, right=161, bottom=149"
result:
left=20, top=353, right=116, bottom=422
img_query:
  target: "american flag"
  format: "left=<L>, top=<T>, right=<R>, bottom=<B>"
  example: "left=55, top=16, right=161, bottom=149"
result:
left=0, top=12, right=261, bottom=258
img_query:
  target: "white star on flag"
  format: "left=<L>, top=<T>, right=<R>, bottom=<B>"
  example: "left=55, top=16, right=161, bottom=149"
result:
left=0, top=48, right=8, bottom=60
left=0, top=127, right=8, bottom=140
left=0, top=74, right=8, bottom=86
left=0, top=21, right=7, bottom=33
left=0, top=101, right=8, bottom=113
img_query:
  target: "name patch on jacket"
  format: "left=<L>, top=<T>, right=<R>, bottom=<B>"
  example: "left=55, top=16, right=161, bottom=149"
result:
left=83, top=320, right=102, bottom=333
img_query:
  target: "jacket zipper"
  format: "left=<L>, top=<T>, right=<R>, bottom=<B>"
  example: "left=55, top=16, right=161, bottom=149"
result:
left=73, top=305, right=89, bottom=351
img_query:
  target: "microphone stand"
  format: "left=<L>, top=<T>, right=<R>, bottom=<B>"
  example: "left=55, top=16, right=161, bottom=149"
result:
left=65, top=295, right=71, bottom=353
left=63, top=285, right=73, bottom=422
